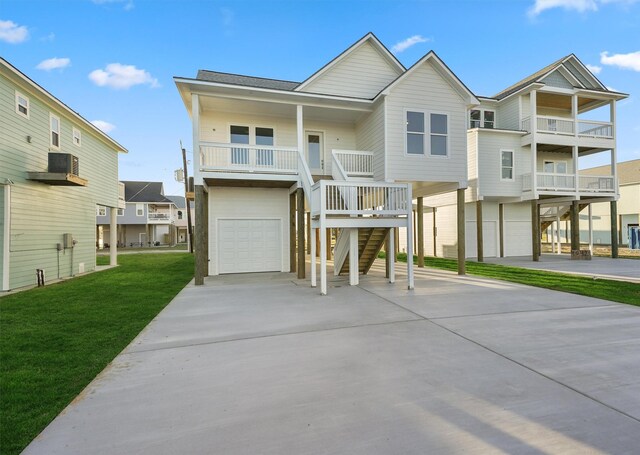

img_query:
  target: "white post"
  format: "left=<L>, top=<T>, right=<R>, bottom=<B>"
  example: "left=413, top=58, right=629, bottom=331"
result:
left=2, top=183, right=10, bottom=291
left=109, top=207, right=117, bottom=266
left=556, top=215, right=561, bottom=254
left=388, top=225, right=395, bottom=283
left=311, top=227, right=316, bottom=287
left=320, top=226, right=327, bottom=295
left=573, top=145, right=579, bottom=195
left=406, top=189, right=414, bottom=290
left=530, top=90, right=538, bottom=199
left=588, top=204, right=593, bottom=254
left=297, top=105, right=304, bottom=165
left=551, top=221, right=556, bottom=254
left=191, top=94, right=202, bottom=186
left=349, top=228, right=359, bottom=286
left=572, top=94, right=578, bottom=137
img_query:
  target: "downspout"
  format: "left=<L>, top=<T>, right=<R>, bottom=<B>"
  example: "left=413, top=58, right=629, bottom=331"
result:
left=2, top=179, right=12, bottom=291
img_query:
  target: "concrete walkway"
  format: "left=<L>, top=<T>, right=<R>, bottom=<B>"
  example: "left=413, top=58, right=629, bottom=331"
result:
left=23, top=263, right=640, bottom=454
left=484, top=254, right=640, bottom=283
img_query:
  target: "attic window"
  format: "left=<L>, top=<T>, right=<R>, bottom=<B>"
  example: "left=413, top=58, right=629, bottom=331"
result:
left=15, top=91, right=29, bottom=118
left=73, top=128, right=82, bottom=147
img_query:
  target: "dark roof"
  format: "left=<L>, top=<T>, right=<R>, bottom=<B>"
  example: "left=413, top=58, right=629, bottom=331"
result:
left=492, top=55, right=570, bottom=100
left=165, top=195, right=186, bottom=208
left=122, top=181, right=174, bottom=203
left=196, top=70, right=299, bottom=91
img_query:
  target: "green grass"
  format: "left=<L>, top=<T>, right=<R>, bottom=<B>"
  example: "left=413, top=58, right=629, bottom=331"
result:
left=380, top=252, right=640, bottom=307
left=0, top=253, right=194, bottom=455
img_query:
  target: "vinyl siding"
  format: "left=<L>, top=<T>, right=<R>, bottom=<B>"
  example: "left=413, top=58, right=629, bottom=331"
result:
left=541, top=70, right=574, bottom=89
left=208, top=187, right=290, bottom=275
left=1, top=67, right=121, bottom=289
left=537, top=151, right=574, bottom=172
left=467, top=130, right=478, bottom=200
left=522, top=94, right=531, bottom=119
left=0, top=185, right=4, bottom=287
left=301, top=41, right=401, bottom=99
left=355, top=99, right=385, bottom=180
left=497, top=96, right=519, bottom=130
left=385, top=60, right=467, bottom=186
left=477, top=131, right=528, bottom=198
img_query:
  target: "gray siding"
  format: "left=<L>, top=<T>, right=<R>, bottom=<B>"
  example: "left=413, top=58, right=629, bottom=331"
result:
left=301, top=41, right=400, bottom=99
left=1, top=67, right=121, bottom=289
left=385, top=60, right=468, bottom=186
left=497, top=96, right=519, bottom=130
left=541, top=70, right=574, bottom=89
left=355, top=99, right=385, bottom=180
left=564, top=61, right=596, bottom=89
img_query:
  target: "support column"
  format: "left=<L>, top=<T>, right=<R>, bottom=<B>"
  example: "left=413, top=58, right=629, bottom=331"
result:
left=417, top=197, right=424, bottom=267
left=320, top=226, right=327, bottom=295
left=406, top=185, right=415, bottom=290
left=394, top=227, right=399, bottom=261
left=349, top=228, right=359, bottom=286
left=531, top=200, right=539, bottom=262
left=306, top=212, right=311, bottom=254
left=570, top=201, right=580, bottom=252
left=109, top=207, right=117, bottom=266
left=611, top=201, right=619, bottom=258
left=311, top=227, right=316, bottom=287
left=556, top=216, right=561, bottom=255
left=588, top=204, right=593, bottom=254
left=388, top=227, right=395, bottom=283
left=551, top=221, right=556, bottom=254
left=384, top=231, right=390, bottom=279
left=498, top=203, right=504, bottom=258
left=433, top=207, right=437, bottom=257
left=476, top=200, right=483, bottom=262
left=457, top=188, right=465, bottom=275
left=326, top=228, right=332, bottom=259
left=289, top=192, right=296, bottom=273
left=297, top=188, right=305, bottom=279
left=194, top=185, right=207, bottom=285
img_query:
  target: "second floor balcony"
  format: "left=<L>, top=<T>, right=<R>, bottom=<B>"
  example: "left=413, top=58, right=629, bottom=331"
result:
left=521, top=116, right=613, bottom=140
left=522, top=172, right=616, bottom=197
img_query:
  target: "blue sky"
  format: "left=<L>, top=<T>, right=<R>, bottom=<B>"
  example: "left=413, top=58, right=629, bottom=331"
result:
left=2, top=0, right=638, bottom=196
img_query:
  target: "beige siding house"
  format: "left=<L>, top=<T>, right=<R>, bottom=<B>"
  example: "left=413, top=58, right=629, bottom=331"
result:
left=1, top=58, right=126, bottom=291
left=175, top=33, right=478, bottom=294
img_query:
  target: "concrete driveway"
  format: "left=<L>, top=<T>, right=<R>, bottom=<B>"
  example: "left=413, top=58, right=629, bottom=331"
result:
left=23, top=262, right=640, bottom=454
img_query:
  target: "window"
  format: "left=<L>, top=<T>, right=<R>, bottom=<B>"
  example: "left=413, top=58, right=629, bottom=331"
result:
left=50, top=114, right=60, bottom=149
left=501, top=150, right=514, bottom=181
left=73, top=127, right=81, bottom=147
left=117, top=208, right=124, bottom=216
left=406, top=111, right=425, bottom=155
left=255, top=127, right=274, bottom=166
left=543, top=160, right=567, bottom=174
left=469, top=109, right=495, bottom=129
left=177, top=210, right=183, bottom=220
left=96, top=206, right=106, bottom=217
left=430, top=113, right=448, bottom=156
left=15, top=91, right=29, bottom=118
left=230, top=125, right=250, bottom=164
left=136, top=203, right=144, bottom=216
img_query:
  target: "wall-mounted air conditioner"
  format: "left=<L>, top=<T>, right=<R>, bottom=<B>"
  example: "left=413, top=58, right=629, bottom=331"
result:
left=48, top=153, right=79, bottom=176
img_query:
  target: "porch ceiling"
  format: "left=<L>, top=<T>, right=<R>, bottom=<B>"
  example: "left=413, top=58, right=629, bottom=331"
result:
left=536, top=144, right=609, bottom=156
left=537, top=92, right=607, bottom=112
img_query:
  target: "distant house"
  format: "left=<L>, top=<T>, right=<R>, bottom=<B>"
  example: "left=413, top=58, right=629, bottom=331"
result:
left=96, top=181, right=179, bottom=247
left=1, top=58, right=127, bottom=291
left=165, top=195, right=193, bottom=244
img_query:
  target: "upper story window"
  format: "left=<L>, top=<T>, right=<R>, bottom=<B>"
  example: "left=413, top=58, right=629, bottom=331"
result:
left=470, top=109, right=495, bottom=129
left=177, top=210, right=183, bottom=220
left=406, top=111, right=425, bottom=155
left=406, top=111, right=449, bottom=157
left=117, top=208, right=124, bottom=216
left=430, top=113, right=448, bottom=156
left=73, top=127, right=82, bottom=147
left=96, top=206, right=106, bottom=217
left=15, top=91, right=29, bottom=118
left=50, top=114, right=61, bottom=149
left=501, top=150, right=514, bottom=181
left=230, top=125, right=250, bottom=164
left=230, top=125, right=275, bottom=165
left=136, top=203, right=144, bottom=216
left=256, top=127, right=274, bottom=166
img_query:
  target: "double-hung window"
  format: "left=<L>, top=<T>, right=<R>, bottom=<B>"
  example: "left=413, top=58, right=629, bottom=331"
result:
left=255, top=127, right=274, bottom=166
left=230, top=125, right=250, bottom=164
left=73, top=127, right=82, bottom=147
left=469, top=109, right=495, bottom=129
left=117, top=208, right=124, bottom=216
left=406, top=111, right=425, bottom=155
left=136, top=203, right=144, bottom=217
left=501, top=150, right=514, bottom=181
left=96, top=206, right=107, bottom=217
left=50, top=114, right=61, bottom=149
left=430, top=113, right=448, bottom=156
left=16, top=91, right=29, bottom=118
left=406, top=111, right=449, bottom=156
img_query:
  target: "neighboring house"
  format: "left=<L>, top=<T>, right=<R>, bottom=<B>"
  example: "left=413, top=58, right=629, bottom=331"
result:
left=1, top=58, right=126, bottom=291
left=165, top=195, right=193, bottom=244
left=404, top=55, right=627, bottom=260
left=175, top=32, right=478, bottom=293
left=96, top=181, right=179, bottom=247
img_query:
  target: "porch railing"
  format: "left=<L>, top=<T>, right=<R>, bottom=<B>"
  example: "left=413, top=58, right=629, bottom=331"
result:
left=577, top=120, right=613, bottom=138
left=579, top=175, right=615, bottom=193
left=522, top=172, right=615, bottom=194
left=148, top=213, right=170, bottom=220
left=311, top=180, right=409, bottom=217
left=200, top=142, right=298, bottom=174
left=332, top=150, right=374, bottom=178
left=520, top=117, right=613, bottom=139
left=536, top=116, right=574, bottom=135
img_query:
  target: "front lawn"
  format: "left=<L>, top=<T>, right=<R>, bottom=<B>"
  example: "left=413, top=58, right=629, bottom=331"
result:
left=0, top=253, right=194, bottom=455
left=382, top=253, right=640, bottom=307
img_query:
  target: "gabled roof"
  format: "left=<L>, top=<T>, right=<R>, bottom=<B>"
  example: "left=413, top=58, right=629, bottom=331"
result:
left=295, top=32, right=405, bottom=93
left=581, top=159, right=640, bottom=185
left=165, top=195, right=186, bottom=208
left=492, top=54, right=607, bottom=100
left=196, top=70, right=299, bottom=91
left=122, top=181, right=174, bottom=203
left=377, top=51, right=479, bottom=106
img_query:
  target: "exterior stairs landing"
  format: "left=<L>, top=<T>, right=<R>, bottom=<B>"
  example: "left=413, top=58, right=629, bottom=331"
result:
left=338, top=227, right=389, bottom=276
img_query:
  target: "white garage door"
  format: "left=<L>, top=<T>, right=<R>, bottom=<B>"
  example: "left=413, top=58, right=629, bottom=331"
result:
left=218, top=219, right=282, bottom=274
left=466, top=221, right=498, bottom=258
left=504, top=221, right=531, bottom=257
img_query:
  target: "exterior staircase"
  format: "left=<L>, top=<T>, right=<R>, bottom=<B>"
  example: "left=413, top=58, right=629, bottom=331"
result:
left=540, top=203, right=588, bottom=232
left=336, top=227, right=389, bottom=275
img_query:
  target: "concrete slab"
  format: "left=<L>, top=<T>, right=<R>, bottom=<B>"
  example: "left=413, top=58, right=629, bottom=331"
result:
left=22, top=266, right=640, bottom=454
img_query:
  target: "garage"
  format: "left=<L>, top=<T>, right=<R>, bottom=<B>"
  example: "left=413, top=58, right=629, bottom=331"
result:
left=218, top=219, right=282, bottom=274
left=504, top=221, right=531, bottom=257
left=466, top=221, right=498, bottom=258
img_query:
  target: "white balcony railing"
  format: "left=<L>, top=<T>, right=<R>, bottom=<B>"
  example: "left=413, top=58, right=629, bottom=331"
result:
left=311, top=180, right=409, bottom=217
left=520, top=117, right=613, bottom=139
left=579, top=175, right=615, bottom=193
left=332, top=150, right=374, bottom=178
left=199, top=142, right=298, bottom=174
left=522, top=172, right=616, bottom=194
left=148, top=213, right=170, bottom=220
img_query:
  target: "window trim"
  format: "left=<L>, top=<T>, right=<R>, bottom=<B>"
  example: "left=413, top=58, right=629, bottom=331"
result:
left=136, top=203, right=144, bottom=217
left=96, top=206, right=107, bottom=217
left=469, top=108, right=496, bottom=129
left=405, top=110, right=426, bottom=156
left=429, top=112, right=449, bottom=158
left=117, top=208, right=124, bottom=216
left=404, top=109, right=450, bottom=158
left=500, top=149, right=514, bottom=181
left=50, top=113, right=61, bottom=149
left=15, top=91, right=29, bottom=119
left=72, top=127, right=82, bottom=147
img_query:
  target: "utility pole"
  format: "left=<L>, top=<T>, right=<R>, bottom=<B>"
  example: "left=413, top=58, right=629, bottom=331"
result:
left=180, top=142, right=194, bottom=253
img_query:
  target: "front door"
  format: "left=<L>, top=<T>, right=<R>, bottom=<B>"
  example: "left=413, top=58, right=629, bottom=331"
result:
left=306, top=131, right=324, bottom=175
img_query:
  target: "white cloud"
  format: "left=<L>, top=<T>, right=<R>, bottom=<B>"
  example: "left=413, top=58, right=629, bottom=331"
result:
left=40, top=32, right=55, bottom=42
left=89, top=63, right=159, bottom=89
left=391, top=35, right=430, bottom=54
left=36, top=57, right=71, bottom=71
left=91, top=120, right=116, bottom=133
left=92, top=0, right=134, bottom=10
left=529, top=0, right=638, bottom=15
left=0, top=19, right=29, bottom=43
left=586, top=64, right=602, bottom=74
left=600, top=51, right=640, bottom=72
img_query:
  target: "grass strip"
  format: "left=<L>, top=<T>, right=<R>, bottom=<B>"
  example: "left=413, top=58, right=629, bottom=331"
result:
left=380, top=252, right=640, bottom=307
left=0, top=253, right=194, bottom=455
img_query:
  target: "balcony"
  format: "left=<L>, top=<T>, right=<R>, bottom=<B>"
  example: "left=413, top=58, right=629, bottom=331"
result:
left=522, top=172, right=615, bottom=195
left=332, top=150, right=374, bottom=179
left=199, top=142, right=299, bottom=176
left=521, top=116, right=613, bottom=141
left=148, top=213, right=171, bottom=223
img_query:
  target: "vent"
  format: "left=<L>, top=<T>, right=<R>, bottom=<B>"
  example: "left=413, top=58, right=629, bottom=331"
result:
left=48, top=153, right=79, bottom=176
